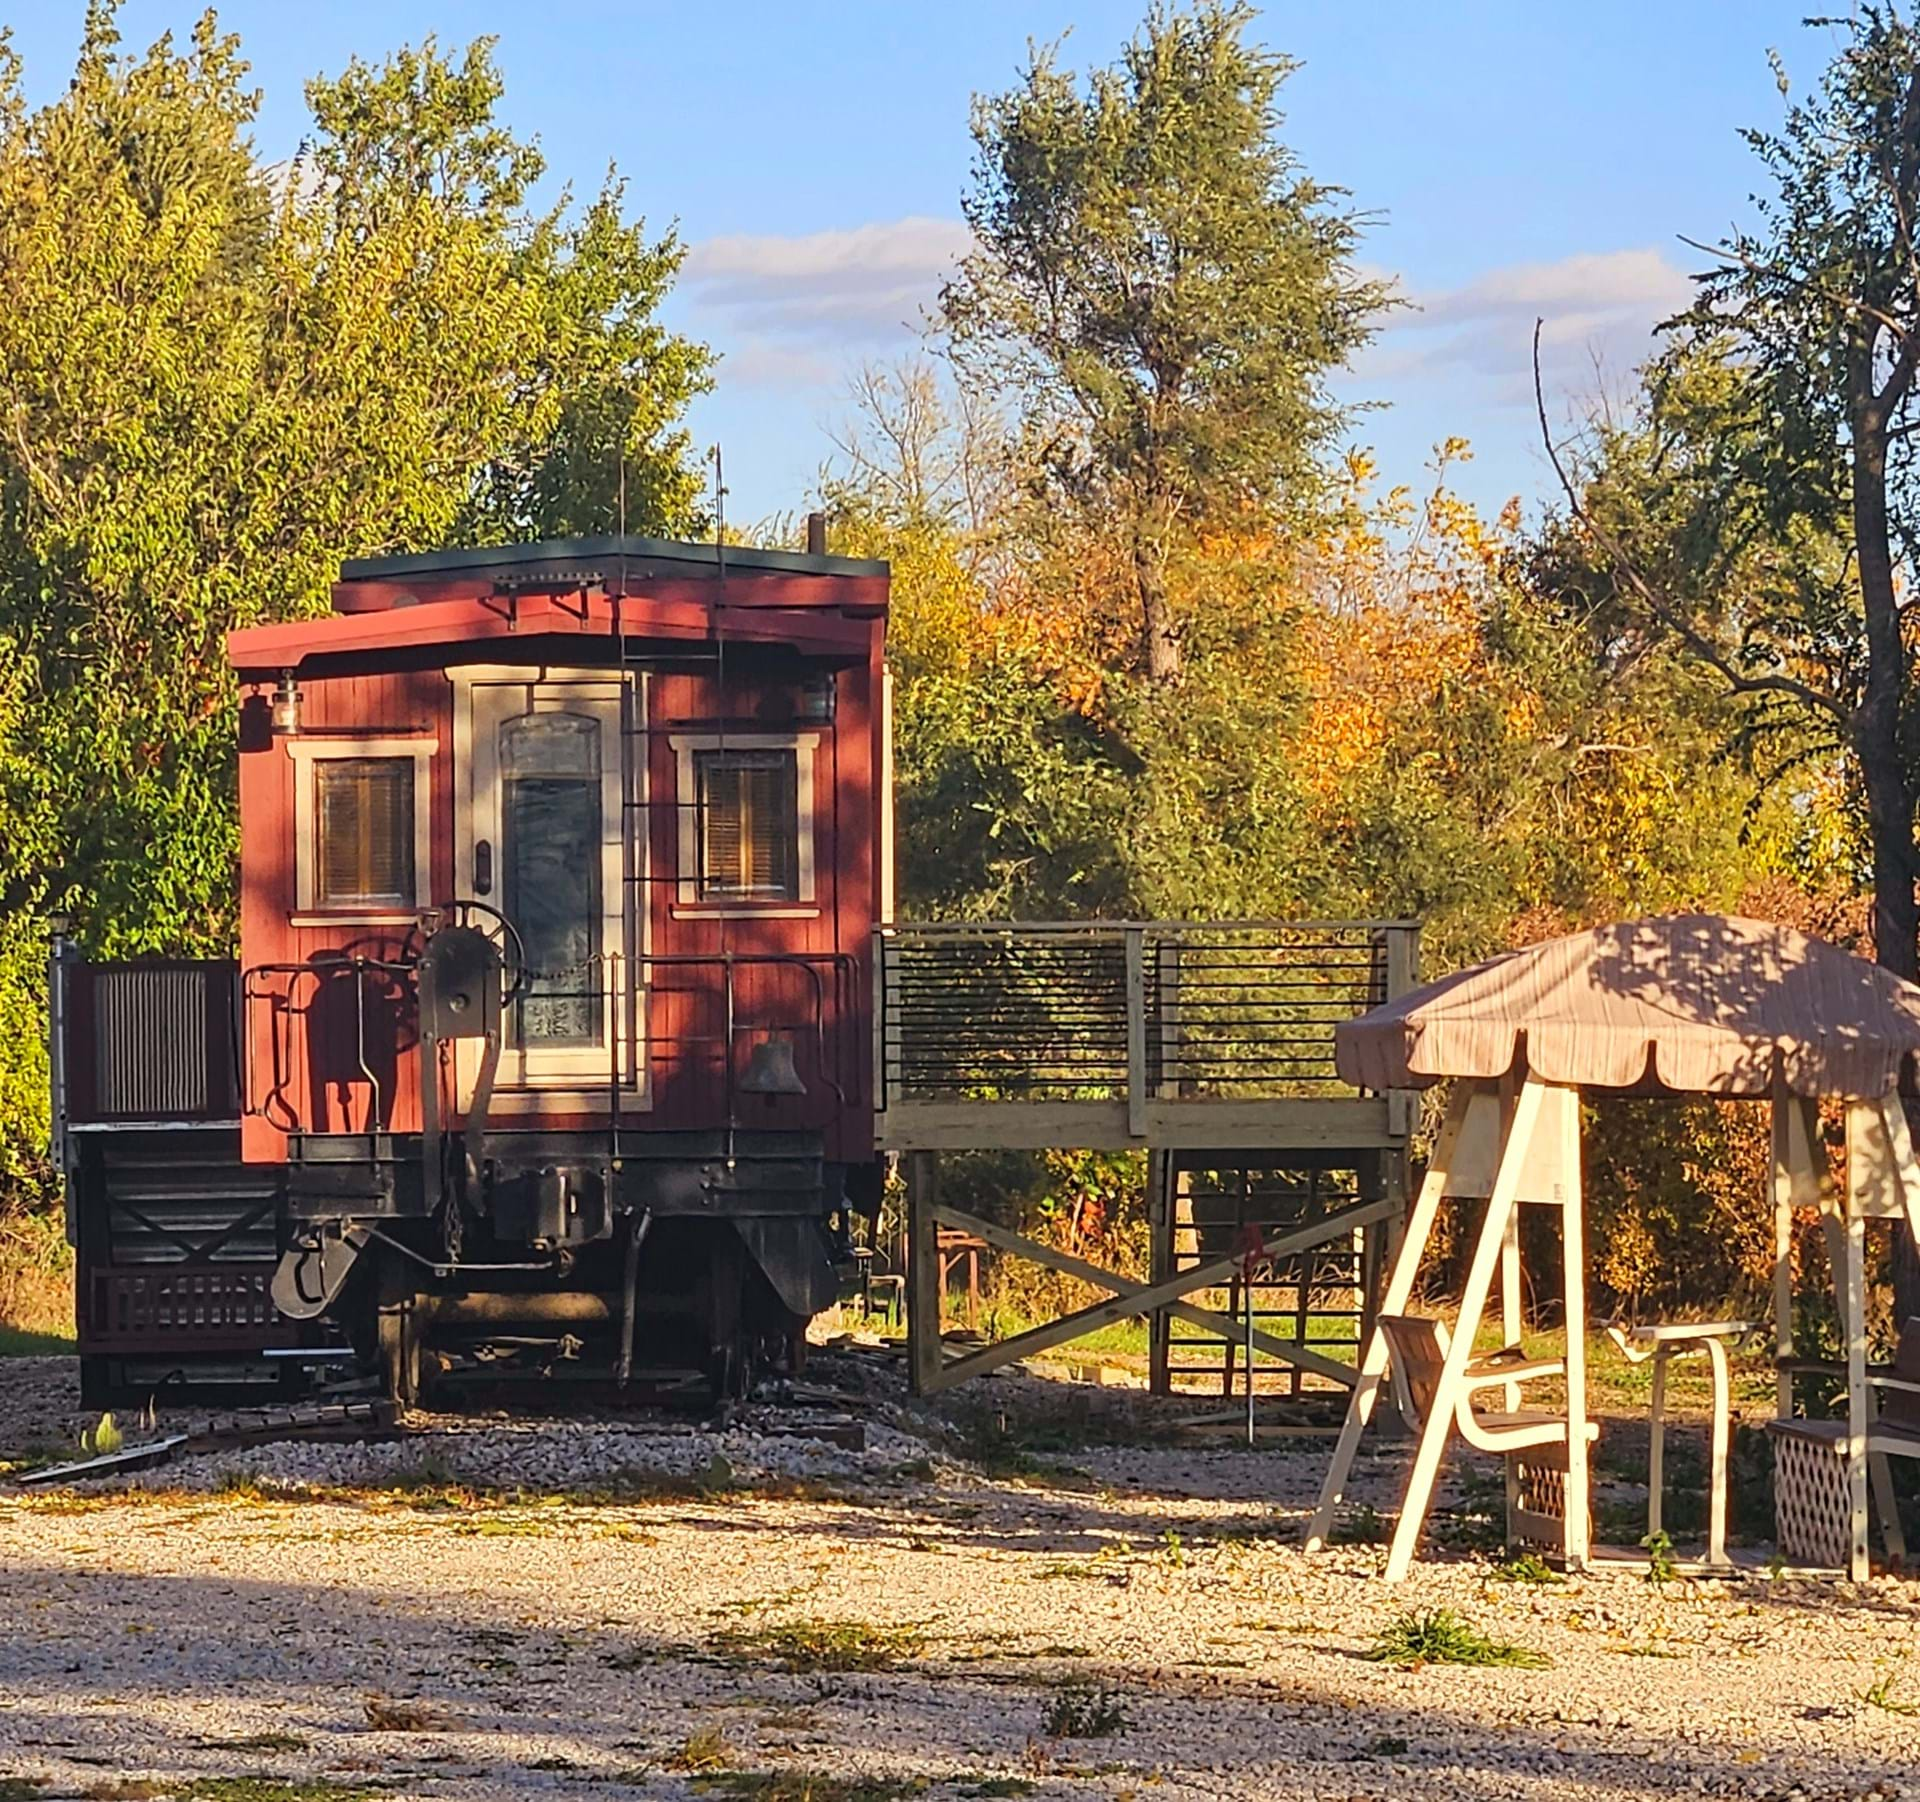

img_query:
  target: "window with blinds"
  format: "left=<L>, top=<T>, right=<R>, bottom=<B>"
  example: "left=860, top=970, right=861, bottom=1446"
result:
left=314, top=758, right=415, bottom=908
left=696, top=748, right=799, bottom=900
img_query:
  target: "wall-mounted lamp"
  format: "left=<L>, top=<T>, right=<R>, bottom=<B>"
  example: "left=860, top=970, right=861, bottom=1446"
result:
left=271, top=669, right=304, bottom=736
left=798, top=672, right=837, bottom=725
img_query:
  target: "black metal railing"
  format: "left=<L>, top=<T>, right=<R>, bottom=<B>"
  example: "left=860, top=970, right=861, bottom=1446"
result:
left=875, top=921, right=1418, bottom=1112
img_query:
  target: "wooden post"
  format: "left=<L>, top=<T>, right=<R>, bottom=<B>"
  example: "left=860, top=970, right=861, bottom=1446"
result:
left=1647, top=1353, right=1667, bottom=1543
left=1124, top=926, right=1147, bottom=1141
left=1843, top=1104, right=1871, bottom=1581
left=1558, top=1082, right=1590, bottom=1571
left=1381, top=1081, right=1543, bottom=1583
left=1844, top=1200, right=1870, bottom=1582
left=907, top=1150, right=942, bottom=1398
left=1772, top=1085, right=1795, bottom=1420
left=1147, top=1148, right=1172, bottom=1396
left=1703, top=1336, right=1730, bottom=1567
left=1304, top=1083, right=1475, bottom=1552
left=1772, top=1085, right=1825, bottom=1420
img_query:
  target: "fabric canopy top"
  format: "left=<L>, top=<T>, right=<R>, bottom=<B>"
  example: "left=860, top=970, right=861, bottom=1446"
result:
left=1335, top=914, right=1920, bottom=1099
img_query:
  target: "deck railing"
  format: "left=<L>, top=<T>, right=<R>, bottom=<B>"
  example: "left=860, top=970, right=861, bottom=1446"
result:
left=873, top=921, right=1418, bottom=1150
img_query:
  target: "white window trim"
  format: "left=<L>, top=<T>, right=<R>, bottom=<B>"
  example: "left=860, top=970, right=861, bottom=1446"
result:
left=670, top=732, right=818, bottom=908
left=288, top=737, right=436, bottom=914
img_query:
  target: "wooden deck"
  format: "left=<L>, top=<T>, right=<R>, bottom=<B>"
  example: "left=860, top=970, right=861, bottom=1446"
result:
left=871, top=921, right=1423, bottom=1396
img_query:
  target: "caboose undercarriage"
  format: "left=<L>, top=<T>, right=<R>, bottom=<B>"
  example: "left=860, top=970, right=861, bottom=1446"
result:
left=58, top=943, right=871, bottom=1408
left=278, top=1123, right=857, bottom=1404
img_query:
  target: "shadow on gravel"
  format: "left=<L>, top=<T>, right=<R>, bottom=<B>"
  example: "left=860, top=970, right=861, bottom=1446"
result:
left=0, top=1558, right=1914, bottom=1802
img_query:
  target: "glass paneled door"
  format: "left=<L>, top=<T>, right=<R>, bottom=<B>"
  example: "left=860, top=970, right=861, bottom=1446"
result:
left=463, top=678, right=634, bottom=1092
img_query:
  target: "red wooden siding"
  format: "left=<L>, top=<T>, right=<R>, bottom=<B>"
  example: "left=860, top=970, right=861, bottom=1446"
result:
left=235, top=610, right=881, bottom=1168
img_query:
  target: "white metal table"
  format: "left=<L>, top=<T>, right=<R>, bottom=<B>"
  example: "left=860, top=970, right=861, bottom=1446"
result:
left=1605, top=1319, right=1757, bottom=1568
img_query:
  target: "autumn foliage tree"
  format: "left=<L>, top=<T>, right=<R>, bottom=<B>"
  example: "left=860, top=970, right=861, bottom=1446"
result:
left=942, top=1, right=1387, bottom=687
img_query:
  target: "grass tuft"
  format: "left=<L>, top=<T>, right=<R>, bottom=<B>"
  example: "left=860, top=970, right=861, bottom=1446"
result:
left=361, top=1693, right=455, bottom=1732
left=1039, top=1683, right=1128, bottom=1738
left=1490, top=1551, right=1564, bottom=1586
left=1863, top=1667, right=1920, bottom=1715
left=666, top=1726, right=736, bottom=1773
left=81, top=1783, right=382, bottom=1802
left=710, top=1619, right=924, bottom=1674
left=1641, top=1528, right=1679, bottom=1587
left=1331, top=1502, right=1388, bottom=1545
left=691, top=1776, right=923, bottom=1801
left=1366, top=1608, right=1549, bottom=1670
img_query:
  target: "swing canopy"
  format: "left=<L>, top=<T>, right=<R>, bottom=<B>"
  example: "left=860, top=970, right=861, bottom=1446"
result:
left=1337, top=913, right=1920, bottom=1100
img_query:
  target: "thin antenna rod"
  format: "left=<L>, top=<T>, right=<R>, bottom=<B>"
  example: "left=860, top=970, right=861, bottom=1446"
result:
left=708, top=443, right=727, bottom=586
left=617, top=451, right=627, bottom=539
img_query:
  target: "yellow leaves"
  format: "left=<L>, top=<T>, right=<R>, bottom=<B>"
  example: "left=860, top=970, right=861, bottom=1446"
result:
left=1289, top=465, right=1510, bottom=803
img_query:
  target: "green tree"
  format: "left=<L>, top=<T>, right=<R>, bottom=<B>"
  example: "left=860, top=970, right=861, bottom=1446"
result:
left=1540, top=9, right=1920, bottom=979
left=0, top=7, right=710, bottom=1254
left=942, top=0, right=1388, bottom=686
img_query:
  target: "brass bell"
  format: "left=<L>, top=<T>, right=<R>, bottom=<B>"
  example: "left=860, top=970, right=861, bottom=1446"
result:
left=739, top=1036, right=807, bottom=1097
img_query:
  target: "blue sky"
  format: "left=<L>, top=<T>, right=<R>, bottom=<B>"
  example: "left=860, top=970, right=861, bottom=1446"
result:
left=11, top=1, right=1840, bottom=528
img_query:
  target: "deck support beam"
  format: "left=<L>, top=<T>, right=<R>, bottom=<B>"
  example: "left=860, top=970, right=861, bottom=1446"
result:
left=906, top=1150, right=942, bottom=1398
left=907, top=1187, right=1392, bottom=1397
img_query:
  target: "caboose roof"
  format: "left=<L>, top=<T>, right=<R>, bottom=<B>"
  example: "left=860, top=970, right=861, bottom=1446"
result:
left=338, top=533, right=889, bottom=583
left=227, top=533, right=888, bottom=675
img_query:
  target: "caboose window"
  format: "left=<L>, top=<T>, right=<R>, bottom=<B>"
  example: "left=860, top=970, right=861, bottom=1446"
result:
left=696, top=749, right=799, bottom=900
left=314, top=758, right=415, bottom=908
left=500, top=712, right=603, bottom=1047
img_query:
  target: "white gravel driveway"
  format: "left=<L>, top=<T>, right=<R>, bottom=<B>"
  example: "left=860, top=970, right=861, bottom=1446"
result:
left=1, top=1357, right=1917, bottom=1802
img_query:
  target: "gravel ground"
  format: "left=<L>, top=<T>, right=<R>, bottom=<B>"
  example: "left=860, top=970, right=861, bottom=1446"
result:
left=3, top=1354, right=1919, bottom=1802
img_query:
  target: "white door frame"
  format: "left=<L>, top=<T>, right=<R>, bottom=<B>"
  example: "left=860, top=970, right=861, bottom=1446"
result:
left=451, top=665, right=648, bottom=1112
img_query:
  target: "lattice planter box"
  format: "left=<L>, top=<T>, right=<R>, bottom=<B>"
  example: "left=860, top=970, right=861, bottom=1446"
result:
left=1509, top=1448, right=1592, bottom=1550
left=1766, top=1419, right=1854, bottom=1570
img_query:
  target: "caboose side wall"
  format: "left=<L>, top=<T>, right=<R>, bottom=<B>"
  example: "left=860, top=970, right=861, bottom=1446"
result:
left=237, top=662, right=453, bottom=1166
left=236, top=640, right=879, bottom=1168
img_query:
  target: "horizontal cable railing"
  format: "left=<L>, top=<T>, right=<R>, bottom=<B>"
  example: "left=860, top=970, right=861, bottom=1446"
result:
left=876, top=921, right=1418, bottom=1110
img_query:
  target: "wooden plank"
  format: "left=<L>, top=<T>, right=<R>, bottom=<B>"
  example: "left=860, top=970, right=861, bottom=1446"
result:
left=1125, top=926, right=1147, bottom=1140
left=1772, top=1081, right=1796, bottom=1418
left=919, top=1197, right=1396, bottom=1396
left=1148, top=1149, right=1173, bottom=1396
left=1385, top=925, right=1417, bottom=1000
left=934, top=1197, right=1390, bottom=1387
left=1557, top=1082, right=1590, bottom=1570
left=1384, top=1078, right=1547, bottom=1583
left=1844, top=1103, right=1872, bottom=1582
left=1305, top=1083, right=1474, bottom=1552
left=875, top=1097, right=1402, bottom=1153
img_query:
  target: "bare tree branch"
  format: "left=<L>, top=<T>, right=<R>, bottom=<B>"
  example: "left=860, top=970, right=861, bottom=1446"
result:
left=1531, top=317, right=1847, bottom=723
left=1677, top=232, right=1914, bottom=346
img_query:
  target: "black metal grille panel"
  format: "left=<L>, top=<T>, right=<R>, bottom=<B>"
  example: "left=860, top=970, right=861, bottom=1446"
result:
left=881, top=931, right=1131, bottom=1099
left=1164, top=1159, right=1371, bottom=1395
left=89, top=964, right=236, bottom=1120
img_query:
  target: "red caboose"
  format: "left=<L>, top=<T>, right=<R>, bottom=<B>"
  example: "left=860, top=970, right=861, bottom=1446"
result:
left=206, top=533, right=888, bottom=1399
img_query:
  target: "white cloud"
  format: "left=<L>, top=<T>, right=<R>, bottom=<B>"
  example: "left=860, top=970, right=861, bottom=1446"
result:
left=683, top=215, right=972, bottom=344
left=1368, top=246, right=1696, bottom=401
